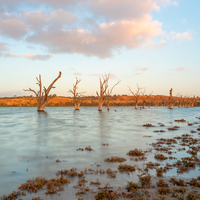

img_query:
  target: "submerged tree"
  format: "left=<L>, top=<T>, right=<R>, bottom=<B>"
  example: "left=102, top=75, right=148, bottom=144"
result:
left=69, top=77, right=85, bottom=110
left=128, top=84, right=142, bottom=109
left=105, top=80, right=121, bottom=110
left=168, top=88, right=173, bottom=109
left=96, top=74, right=109, bottom=111
left=24, top=71, right=62, bottom=111
left=141, top=88, right=147, bottom=109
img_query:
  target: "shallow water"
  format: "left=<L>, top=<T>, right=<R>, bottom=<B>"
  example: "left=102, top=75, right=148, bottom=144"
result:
left=0, top=106, right=200, bottom=199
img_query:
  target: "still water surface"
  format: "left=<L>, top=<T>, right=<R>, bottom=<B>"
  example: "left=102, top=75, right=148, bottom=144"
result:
left=0, top=107, right=200, bottom=198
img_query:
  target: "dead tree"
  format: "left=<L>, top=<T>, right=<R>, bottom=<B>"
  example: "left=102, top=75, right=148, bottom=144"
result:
left=141, top=88, right=147, bottom=109
left=69, top=77, right=85, bottom=110
left=96, top=74, right=109, bottom=111
left=168, top=88, right=173, bottom=109
left=24, top=72, right=62, bottom=111
left=128, top=84, right=142, bottom=109
left=176, top=93, right=183, bottom=108
left=105, top=80, right=121, bottom=110
left=190, top=95, right=196, bottom=107
left=148, top=92, right=153, bottom=108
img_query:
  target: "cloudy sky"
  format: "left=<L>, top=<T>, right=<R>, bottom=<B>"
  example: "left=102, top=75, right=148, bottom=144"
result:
left=0, top=0, right=199, bottom=97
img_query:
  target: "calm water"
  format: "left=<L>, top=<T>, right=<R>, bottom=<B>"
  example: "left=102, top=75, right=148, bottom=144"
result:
left=0, top=106, right=200, bottom=199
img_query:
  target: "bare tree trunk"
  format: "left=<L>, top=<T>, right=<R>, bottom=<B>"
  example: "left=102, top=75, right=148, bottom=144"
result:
left=75, top=102, right=81, bottom=110
left=135, top=104, right=138, bottom=109
left=168, top=88, right=173, bottom=109
left=98, top=102, right=104, bottom=111
left=107, top=100, right=110, bottom=110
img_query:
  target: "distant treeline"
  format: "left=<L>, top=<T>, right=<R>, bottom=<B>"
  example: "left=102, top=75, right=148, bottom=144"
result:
left=1, top=95, right=200, bottom=107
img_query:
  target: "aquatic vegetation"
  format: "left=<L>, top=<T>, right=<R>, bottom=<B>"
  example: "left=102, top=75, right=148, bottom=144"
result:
left=126, top=181, right=140, bottom=191
left=126, top=149, right=145, bottom=156
left=169, top=178, right=186, bottom=186
left=18, top=177, right=47, bottom=193
left=118, top=164, right=136, bottom=172
left=157, top=187, right=170, bottom=195
left=156, top=179, right=168, bottom=187
left=104, top=157, right=126, bottom=162
left=174, top=119, right=186, bottom=122
left=106, top=168, right=118, bottom=178
left=76, top=186, right=90, bottom=195
left=156, top=167, right=166, bottom=176
left=85, top=146, right=93, bottom=151
left=155, top=154, right=168, bottom=160
left=168, top=126, right=180, bottom=131
left=90, top=178, right=101, bottom=185
left=146, top=162, right=160, bottom=169
left=186, top=192, right=200, bottom=200
left=189, top=178, right=200, bottom=187
left=143, top=123, right=155, bottom=127
left=139, top=174, right=151, bottom=188
left=45, top=176, right=70, bottom=194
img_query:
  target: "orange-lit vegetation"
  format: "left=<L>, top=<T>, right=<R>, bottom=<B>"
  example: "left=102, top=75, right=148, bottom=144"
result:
left=1, top=95, right=200, bottom=108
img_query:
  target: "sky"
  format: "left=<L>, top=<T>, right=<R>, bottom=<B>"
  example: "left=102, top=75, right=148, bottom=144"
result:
left=0, top=0, right=199, bottom=97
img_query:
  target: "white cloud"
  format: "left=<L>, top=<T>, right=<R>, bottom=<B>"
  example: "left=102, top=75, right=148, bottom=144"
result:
left=170, top=31, right=192, bottom=40
left=0, top=42, right=9, bottom=51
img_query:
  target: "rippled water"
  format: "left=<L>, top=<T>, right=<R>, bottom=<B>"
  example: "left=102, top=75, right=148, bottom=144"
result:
left=0, top=106, right=200, bottom=199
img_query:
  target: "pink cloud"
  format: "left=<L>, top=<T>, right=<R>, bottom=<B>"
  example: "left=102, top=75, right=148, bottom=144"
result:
left=4, top=53, right=52, bottom=60
left=0, top=18, right=28, bottom=39
left=171, top=67, right=186, bottom=71
left=89, top=73, right=116, bottom=79
left=73, top=72, right=83, bottom=76
left=135, top=67, right=149, bottom=71
left=27, top=16, right=163, bottom=58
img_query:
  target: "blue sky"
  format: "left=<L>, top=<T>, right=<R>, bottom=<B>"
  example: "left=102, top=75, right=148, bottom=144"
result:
left=0, top=0, right=199, bottom=97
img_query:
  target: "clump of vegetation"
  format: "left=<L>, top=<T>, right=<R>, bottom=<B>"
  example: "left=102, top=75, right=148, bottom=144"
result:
left=131, top=156, right=147, bottom=161
left=156, top=167, right=166, bottom=176
left=189, top=178, right=200, bottom=187
left=106, top=168, right=118, bottom=178
left=32, top=197, right=44, bottom=200
left=75, top=186, right=90, bottom=195
left=95, top=189, right=119, bottom=200
left=168, top=126, right=180, bottom=131
left=45, top=176, right=70, bottom=194
left=18, top=177, right=47, bottom=193
left=170, top=178, right=186, bottom=186
left=126, top=181, right=140, bottom=192
left=155, top=154, right=168, bottom=160
left=186, top=192, right=200, bottom=200
left=146, top=162, right=160, bottom=169
left=143, top=123, right=155, bottom=127
left=56, top=159, right=61, bottom=162
left=56, top=168, right=79, bottom=176
left=85, top=146, right=93, bottom=151
left=156, top=179, right=169, bottom=187
left=90, top=178, right=101, bottom=185
left=118, top=164, right=136, bottom=172
left=158, top=187, right=170, bottom=195
left=126, top=149, right=145, bottom=156
left=104, top=157, right=126, bottom=162
left=139, top=174, right=151, bottom=188
left=77, top=148, right=84, bottom=151
left=154, top=130, right=166, bottom=132
left=174, top=119, right=186, bottom=122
